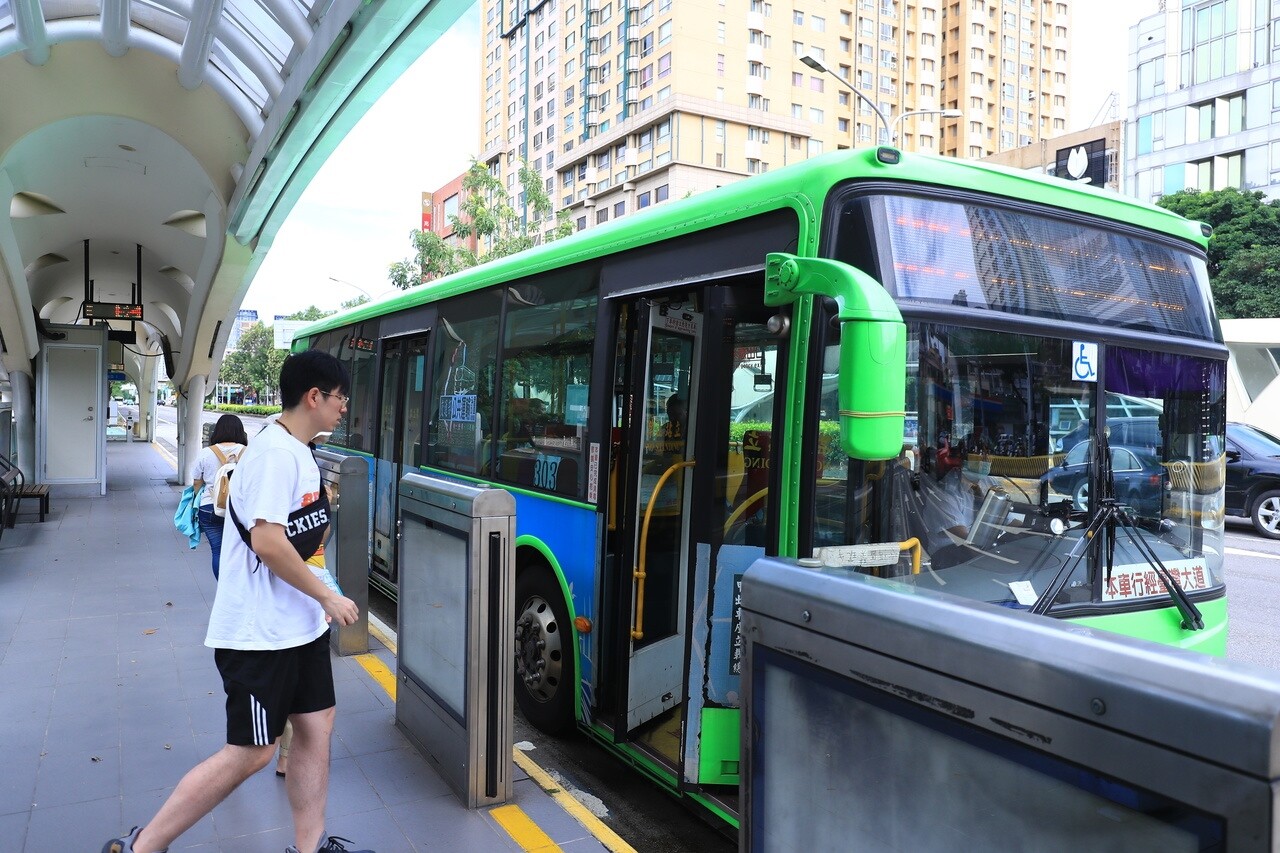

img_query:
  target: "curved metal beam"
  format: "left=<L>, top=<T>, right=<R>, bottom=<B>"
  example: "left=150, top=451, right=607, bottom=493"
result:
left=0, top=23, right=266, bottom=136
left=213, top=19, right=284, bottom=100
left=0, top=169, right=41, bottom=363
left=260, top=0, right=311, bottom=51
left=11, top=0, right=51, bottom=65
left=178, top=0, right=225, bottom=91
left=101, top=0, right=132, bottom=57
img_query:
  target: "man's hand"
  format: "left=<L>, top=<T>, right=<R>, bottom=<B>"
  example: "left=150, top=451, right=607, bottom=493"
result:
left=320, top=592, right=360, bottom=627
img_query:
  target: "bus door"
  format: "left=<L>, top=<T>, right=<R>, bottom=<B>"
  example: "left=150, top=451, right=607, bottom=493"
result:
left=371, top=334, right=430, bottom=590
left=623, top=300, right=703, bottom=732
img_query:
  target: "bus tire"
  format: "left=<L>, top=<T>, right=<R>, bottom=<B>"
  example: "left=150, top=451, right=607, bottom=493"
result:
left=1250, top=489, right=1280, bottom=540
left=514, top=565, right=576, bottom=734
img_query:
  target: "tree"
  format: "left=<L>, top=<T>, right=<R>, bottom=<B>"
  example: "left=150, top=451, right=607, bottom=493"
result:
left=1157, top=187, right=1280, bottom=318
left=387, top=158, right=575, bottom=290
left=221, top=322, right=286, bottom=402
left=282, top=305, right=333, bottom=322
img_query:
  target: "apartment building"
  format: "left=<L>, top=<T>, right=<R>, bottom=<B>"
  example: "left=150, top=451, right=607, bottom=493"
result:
left=479, top=0, right=1071, bottom=235
left=1127, top=1, right=1280, bottom=203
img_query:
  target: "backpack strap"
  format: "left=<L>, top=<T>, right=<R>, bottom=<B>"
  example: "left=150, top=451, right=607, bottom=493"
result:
left=211, top=445, right=228, bottom=465
left=227, top=497, right=263, bottom=572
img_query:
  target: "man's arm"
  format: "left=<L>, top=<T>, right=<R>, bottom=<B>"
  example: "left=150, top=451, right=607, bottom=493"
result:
left=249, top=521, right=359, bottom=626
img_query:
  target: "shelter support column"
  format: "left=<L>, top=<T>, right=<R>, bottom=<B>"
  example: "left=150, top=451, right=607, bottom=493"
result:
left=177, top=374, right=205, bottom=484
left=10, top=370, right=34, bottom=479
left=138, top=356, right=156, bottom=443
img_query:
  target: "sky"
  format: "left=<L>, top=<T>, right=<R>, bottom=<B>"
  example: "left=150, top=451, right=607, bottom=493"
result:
left=244, top=0, right=1150, bottom=324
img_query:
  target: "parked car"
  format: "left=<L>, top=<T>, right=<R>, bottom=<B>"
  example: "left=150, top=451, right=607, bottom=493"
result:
left=1043, top=439, right=1165, bottom=517
left=1224, top=422, right=1280, bottom=540
left=1055, top=415, right=1162, bottom=454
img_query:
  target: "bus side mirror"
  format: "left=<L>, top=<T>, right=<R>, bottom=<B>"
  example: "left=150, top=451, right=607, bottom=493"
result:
left=765, top=253, right=906, bottom=461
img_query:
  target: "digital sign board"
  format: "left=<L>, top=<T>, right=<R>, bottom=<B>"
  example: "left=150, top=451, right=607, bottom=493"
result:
left=84, top=302, right=143, bottom=320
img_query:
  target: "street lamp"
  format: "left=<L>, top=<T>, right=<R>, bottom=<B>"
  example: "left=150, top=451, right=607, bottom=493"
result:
left=890, top=109, right=963, bottom=144
left=800, top=52, right=890, bottom=145
left=328, top=276, right=373, bottom=300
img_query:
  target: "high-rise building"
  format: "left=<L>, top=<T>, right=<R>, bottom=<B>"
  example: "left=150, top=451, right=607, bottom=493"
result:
left=479, top=0, right=1071, bottom=234
left=226, top=308, right=258, bottom=351
left=1127, top=2, right=1280, bottom=203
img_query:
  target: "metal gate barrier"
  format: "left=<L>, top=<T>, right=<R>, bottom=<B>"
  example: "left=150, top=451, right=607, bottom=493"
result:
left=394, top=471, right=515, bottom=808
left=740, top=556, right=1280, bottom=851
left=315, top=449, right=369, bottom=656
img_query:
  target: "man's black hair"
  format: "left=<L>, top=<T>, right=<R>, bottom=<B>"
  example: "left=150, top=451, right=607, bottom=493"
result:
left=279, top=349, right=350, bottom=409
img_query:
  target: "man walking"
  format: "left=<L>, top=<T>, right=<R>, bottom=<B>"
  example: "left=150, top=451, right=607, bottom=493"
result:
left=104, top=350, right=373, bottom=853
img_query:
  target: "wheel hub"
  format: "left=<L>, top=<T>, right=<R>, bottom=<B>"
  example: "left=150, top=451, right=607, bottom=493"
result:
left=515, top=596, right=562, bottom=702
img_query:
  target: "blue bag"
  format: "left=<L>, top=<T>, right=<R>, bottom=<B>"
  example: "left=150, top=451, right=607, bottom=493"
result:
left=174, top=485, right=202, bottom=550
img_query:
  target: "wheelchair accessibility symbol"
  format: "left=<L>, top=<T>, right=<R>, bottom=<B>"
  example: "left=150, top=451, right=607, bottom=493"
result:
left=1072, top=341, right=1098, bottom=383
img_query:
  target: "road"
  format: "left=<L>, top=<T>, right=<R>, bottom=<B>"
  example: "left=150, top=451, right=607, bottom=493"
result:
left=129, top=403, right=272, bottom=458
left=1221, top=518, right=1280, bottom=668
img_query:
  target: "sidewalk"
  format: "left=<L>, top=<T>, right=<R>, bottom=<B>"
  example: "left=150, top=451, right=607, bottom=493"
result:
left=0, top=441, right=617, bottom=852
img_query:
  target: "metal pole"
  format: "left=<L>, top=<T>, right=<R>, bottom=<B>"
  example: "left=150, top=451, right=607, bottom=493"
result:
left=800, top=54, right=890, bottom=145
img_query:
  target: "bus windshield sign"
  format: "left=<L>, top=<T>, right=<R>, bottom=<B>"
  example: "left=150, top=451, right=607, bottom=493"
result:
left=870, top=194, right=1216, bottom=341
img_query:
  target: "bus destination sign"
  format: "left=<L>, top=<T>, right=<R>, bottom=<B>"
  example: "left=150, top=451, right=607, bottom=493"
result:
left=84, top=301, right=144, bottom=320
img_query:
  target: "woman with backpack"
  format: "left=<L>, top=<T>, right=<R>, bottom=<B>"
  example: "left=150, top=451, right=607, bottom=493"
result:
left=191, top=414, right=249, bottom=579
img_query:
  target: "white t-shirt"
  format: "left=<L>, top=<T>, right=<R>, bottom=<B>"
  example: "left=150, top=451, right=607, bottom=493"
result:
left=192, top=442, right=245, bottom=508
left=205, top=424, right=328, bottom=651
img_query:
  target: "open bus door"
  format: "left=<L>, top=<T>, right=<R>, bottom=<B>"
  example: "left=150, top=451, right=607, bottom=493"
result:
left=370, top=334, right=430, bottom=593
left=622, top=300, right=703, bottom=732
left=608, top=284, right=783, bottom=803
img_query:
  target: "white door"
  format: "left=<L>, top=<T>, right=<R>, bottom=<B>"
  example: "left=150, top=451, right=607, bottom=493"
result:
left=44, top=344, right=103, bottom=482
left=626, top=303, right=702, bottom=731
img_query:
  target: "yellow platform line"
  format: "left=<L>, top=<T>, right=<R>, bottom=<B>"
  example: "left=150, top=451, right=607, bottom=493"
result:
left=491, top=804, right=563, bottom=852
left=354, top=652, right=396, bottom=700
left=152, top=440, right=178, bottom=470
left=512, top=749, right=637, bottom=853
left=355, top=629, right=636, bottom=853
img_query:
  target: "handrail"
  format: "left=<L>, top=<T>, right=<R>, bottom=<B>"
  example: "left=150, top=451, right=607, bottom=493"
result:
left=899, top=537, right=922, bottom=574
left=632, top=459, right=695, bottom=641
left=724, top=487, right=769, bottom=536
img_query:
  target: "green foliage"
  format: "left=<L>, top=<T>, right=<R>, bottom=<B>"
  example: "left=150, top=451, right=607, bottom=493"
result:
left=283, top=305, right=333, bottom=322
left=207, top=404, right=282, bottom=416
left=387, top=158, right=575, bottom=290
left=1157, top=187, right=1280, bottom=319
left=221, top=322, right=287, bottom=400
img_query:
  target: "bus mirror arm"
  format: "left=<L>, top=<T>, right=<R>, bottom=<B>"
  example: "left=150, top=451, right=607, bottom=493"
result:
left=764, top=253, right=906, bottom=462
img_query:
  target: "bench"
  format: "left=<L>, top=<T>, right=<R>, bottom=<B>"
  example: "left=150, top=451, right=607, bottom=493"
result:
left=0, top=454, right=49, bottom=527
left=0, top=465, right=19, bottom=536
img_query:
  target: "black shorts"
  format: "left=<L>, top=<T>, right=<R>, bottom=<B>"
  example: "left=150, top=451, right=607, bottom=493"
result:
left=213, top=630, right=335, bottom=747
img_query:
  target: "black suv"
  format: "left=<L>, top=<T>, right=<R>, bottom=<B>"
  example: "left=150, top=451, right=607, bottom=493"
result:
left=1225, top=422, right=1280, bottom=540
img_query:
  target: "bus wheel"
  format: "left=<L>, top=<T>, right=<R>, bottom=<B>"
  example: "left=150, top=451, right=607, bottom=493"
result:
left=514, top=566, right=576, bottom=734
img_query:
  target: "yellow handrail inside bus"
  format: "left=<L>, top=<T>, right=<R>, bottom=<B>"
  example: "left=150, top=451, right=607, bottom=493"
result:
left=900, top=537, right=922, bottom=574
left=724, top=487, right=769, bottom=536
left=632, top=459, right=695, bottom=641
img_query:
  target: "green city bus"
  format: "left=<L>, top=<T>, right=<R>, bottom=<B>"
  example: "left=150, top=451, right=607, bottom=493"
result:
left=292, top=146, right=1228, bottom=825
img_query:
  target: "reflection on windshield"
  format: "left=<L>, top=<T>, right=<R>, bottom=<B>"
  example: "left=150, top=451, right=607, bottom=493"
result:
left=811, top=324, right=1227, bottom=615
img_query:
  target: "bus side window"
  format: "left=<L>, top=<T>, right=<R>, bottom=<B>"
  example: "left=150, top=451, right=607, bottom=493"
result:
left=495, top=274, right=597, bottom=497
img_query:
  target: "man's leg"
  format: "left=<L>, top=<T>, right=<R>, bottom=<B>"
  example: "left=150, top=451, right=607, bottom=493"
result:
left=284, top=706, right=335, bottom=853
left=132, top=743, right=275, bottom=853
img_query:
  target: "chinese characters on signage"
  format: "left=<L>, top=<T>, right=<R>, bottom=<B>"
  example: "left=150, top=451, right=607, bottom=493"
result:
left=1102, top=559, right=1210, bottom=602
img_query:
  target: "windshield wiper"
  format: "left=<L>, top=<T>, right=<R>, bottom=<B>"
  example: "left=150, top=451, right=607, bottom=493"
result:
left=1032, top=431, right=1203, bottom=631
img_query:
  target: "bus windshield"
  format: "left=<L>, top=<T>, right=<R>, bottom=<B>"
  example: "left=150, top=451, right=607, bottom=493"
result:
left=815, top=194, right=1227, bottom=616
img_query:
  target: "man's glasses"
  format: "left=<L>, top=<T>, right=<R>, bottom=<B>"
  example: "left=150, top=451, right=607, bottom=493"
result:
left=320, top=391, right=350, bottom=405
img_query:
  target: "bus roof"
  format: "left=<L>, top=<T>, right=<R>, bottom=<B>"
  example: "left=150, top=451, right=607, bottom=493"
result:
left=293, top=146, right=1209, bottom=340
